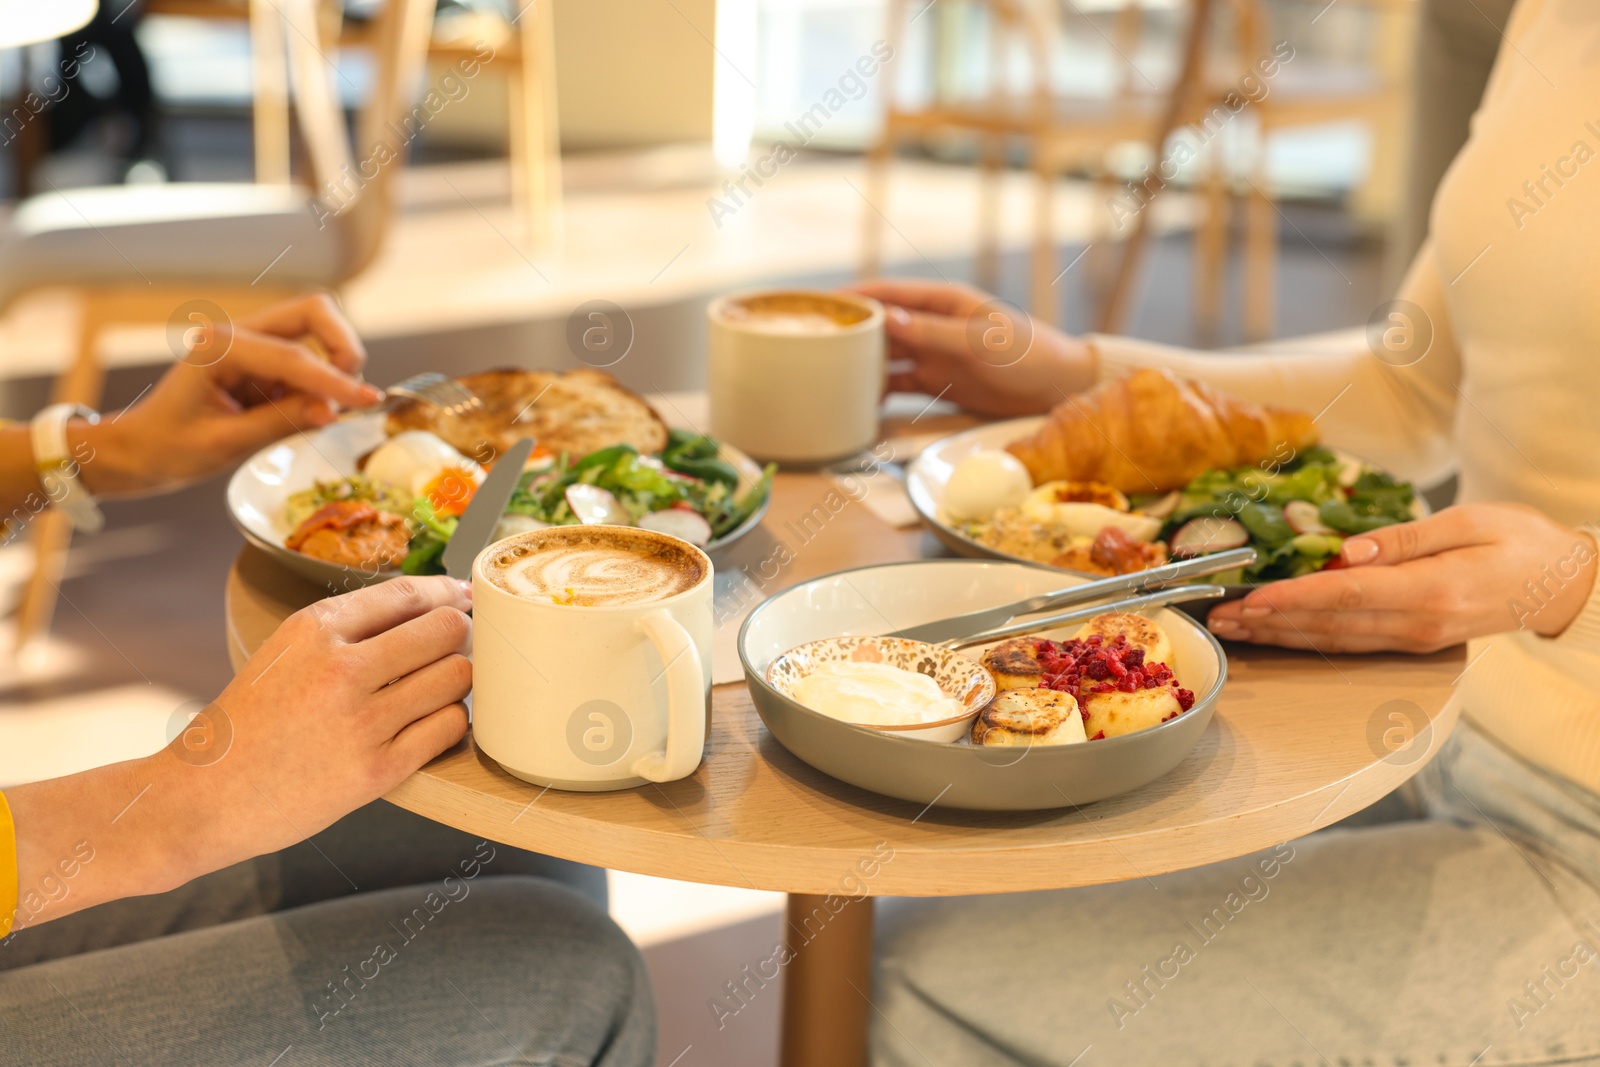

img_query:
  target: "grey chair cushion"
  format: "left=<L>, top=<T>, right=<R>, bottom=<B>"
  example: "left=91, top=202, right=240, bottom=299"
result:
left=0, top=183, right=346, bottom=308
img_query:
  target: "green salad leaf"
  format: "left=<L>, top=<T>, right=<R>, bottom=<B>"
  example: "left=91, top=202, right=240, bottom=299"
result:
left=401, top=497, right=457, bottom=576
left=401, top=438, right=775, bottom=575
left=1160, top=447, right=1415, bottom=584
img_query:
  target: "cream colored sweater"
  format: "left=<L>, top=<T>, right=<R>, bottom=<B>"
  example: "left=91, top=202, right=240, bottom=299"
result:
left=1088, top=0, right=1600, bottom=796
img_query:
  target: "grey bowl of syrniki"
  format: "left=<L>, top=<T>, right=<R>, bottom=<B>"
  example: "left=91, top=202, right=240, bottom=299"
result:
left=739, top=559, right=1226, bottom=812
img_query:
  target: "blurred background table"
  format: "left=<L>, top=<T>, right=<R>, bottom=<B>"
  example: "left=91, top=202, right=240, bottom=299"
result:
left=222, top=398, right=1465, bottom=1067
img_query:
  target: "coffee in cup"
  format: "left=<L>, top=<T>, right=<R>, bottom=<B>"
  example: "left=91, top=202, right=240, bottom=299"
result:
left=715, top=292, right=874, bottom=336
left=471, top=525, right=713, bottom=791
left=484, top=526, right=706, bottom=607
left=708, top=289, right=885, bottom=465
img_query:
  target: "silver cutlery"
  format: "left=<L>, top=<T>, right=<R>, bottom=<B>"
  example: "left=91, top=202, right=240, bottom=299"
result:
left=941, top=584, right=1230, bottom=650
left=442, top=437, right=535, bottom=580
left=385, top=372, right=483, bottom=418
left=887, top=545, right=1256, bottom=645
left=341, top=372, right=484, bottom=420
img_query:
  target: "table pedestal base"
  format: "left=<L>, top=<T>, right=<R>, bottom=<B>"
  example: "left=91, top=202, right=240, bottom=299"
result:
left=780, top=893, right=875, bottom=1067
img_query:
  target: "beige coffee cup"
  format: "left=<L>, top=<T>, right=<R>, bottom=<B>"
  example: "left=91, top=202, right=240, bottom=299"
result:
left=471, top=525, right=713, bottom=791
left=707, top=289, right=886, bottom=464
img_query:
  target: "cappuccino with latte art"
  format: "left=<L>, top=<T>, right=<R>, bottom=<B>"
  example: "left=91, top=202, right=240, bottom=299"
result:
left=472, top=522, right=714, bottom=790
left=484, top=526, right=706, bottom=607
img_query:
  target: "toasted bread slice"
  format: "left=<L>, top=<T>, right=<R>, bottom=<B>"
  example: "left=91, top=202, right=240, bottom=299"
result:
left=1082, top=686, right=1184, bottom=739
left=385, top=368, right=669, bottom=461
left=972, top=688, right=1085, bottom=746
left=980, top=638, right=1043, bottom=691
left=1073, top=611, right=1173, bottom=667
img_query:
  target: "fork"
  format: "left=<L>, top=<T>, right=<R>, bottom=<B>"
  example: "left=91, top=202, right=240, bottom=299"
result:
left=940, top=584, right=1229, bottom=650
left=340, top=372, right=483, bottom=420
left=383, top=372, right=482, bottom=418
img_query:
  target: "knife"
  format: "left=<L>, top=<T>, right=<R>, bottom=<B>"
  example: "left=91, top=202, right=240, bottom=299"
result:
left=943, top=584, right=1230, bottom=649
left=885, top=545, right=1257, bottom=645
left=443, top=437, right=535, bottom=580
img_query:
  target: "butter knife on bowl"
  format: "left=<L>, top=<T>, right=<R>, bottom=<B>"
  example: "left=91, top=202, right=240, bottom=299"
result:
left=885, top=545, right=1257, bottom=645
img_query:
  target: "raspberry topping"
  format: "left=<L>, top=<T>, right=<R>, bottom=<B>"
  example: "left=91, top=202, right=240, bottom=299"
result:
left=1031, top=635, right=1194, bottom=717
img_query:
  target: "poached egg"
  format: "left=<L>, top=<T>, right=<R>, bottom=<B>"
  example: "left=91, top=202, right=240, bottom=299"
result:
left=365, top=431, right=485, bottom=517
left=943, top=450, right=1033, bottom=521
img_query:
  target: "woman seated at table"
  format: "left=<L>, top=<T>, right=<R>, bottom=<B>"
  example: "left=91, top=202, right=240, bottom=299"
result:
left=854, top=0, right=1600, bottom=1062
left=0, top=295, right=652, bottom=1066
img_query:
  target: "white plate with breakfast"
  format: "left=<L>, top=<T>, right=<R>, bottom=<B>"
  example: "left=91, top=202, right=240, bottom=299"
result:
left=740, top=558, right=1227, bottom=811
left=227, top=368, right=775, bottom=588
left=906, top=368, right=1425, bottom=590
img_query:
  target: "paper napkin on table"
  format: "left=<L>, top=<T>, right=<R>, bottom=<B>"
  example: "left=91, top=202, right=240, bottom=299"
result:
left=825, top=470, right=918, bottom=529
left=708, top=523, right=787, bottom=685
left=824, top=431, right=946, bottom=530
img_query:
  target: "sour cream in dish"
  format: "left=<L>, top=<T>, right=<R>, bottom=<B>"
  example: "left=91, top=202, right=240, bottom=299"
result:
left=792, top=661, right=964, bottom=727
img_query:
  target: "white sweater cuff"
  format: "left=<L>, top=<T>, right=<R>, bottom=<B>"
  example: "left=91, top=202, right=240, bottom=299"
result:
left=1549, top=564, right=1600, bottom=654
left=1086, top=333, right=1189, bottom=384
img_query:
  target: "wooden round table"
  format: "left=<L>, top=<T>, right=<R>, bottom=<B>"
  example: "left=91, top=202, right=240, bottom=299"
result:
left=225, top=464, right=1464, bottom=1067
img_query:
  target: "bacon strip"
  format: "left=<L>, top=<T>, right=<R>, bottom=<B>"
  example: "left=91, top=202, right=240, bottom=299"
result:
left=285, top=501, right=381, bottom=550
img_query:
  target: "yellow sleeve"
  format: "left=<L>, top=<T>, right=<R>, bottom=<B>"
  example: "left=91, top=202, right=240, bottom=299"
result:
left=0, top=790, right=16, bottom=938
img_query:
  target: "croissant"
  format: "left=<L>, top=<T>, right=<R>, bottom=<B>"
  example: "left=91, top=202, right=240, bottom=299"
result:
left=1005, top=368, right=1319, bottom=493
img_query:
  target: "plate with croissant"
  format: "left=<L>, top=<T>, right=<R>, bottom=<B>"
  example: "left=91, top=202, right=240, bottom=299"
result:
left=906, top=368, right=1425, bottom=592
left=902, top=369, right=1427, bottom=588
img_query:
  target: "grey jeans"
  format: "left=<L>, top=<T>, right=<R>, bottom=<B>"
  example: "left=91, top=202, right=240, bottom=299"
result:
left=0, top=801, right=655, bottom=1067
left=871, top=720, right=1600, bottom=1067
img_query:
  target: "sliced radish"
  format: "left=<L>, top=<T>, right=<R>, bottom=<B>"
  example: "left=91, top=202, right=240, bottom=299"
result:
left=491, top=514, right=550, bottom=542
left=1136, top=490, right=1182, bottom=520
left=1283, top=500, right=1335, bottom=536
left=640, top=508, right=713, bottom=547
left=566, top=484, right=629, bottom=525
left=1170, top=516, right=1249, bottom=556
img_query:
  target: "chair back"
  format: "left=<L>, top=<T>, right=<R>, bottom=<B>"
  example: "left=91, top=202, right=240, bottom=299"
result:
left=889, top=0, right=1164, bottom=125
left=271, top=0, right=437, bottom=281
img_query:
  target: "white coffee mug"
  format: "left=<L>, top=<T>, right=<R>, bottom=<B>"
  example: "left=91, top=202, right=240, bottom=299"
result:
left=471, top=527, right=713, bottom=790
left=707, top=289, right=886, bottom=464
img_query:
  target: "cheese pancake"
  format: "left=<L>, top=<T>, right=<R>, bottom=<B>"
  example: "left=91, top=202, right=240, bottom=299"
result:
left=971, top=688, right=1085, bottom=746
left=1073, top=612, right=1173, bottom=667
left=980, top=638, right=1043, bottom=691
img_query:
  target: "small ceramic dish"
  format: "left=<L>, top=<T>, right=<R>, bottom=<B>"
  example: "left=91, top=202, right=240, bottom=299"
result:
left=764, top=636, right=995, bottom=743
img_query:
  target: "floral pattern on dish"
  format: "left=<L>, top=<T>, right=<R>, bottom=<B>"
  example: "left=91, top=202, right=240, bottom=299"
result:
left=765, top=636, right=995, bottom=731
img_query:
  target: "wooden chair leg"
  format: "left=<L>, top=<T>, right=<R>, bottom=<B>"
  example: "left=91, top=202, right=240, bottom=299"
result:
left=1030, top=153, right=1057, bottom=327
left=14, top=299, right=107, bottom=656
left=509, top=0, right=562, bottom=249
left=859, top=130, right=894, bottom=280
left=1085, top=171, right=1119, bottom=300
left=507, top=63, right=531, bottom=245
left=250, top=0, right=291, bottom=184
left=1193, top=143, right=1229, bottom=344
left=975, top=133, right=1004, bottom=293
left=1243, top=159, right=1276, bottom=342
left=15, top=513, right=73, bottom=654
